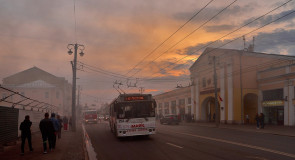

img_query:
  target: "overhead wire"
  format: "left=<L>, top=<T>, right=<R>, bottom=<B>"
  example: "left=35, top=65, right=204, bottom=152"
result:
left=128, top=0, right=238, bottom=79
left=157, top=0, right=294, bottom=74
left=124, top=0, right=215, bottom=77
left=141, top=1, right=295, bottom=81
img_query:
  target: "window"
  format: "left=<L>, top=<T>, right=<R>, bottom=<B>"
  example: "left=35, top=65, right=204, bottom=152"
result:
left=45, top=92, right=49, bottom=98
left=164, top=102, right=169, bottom=114
left=158, top=103, right=162, bottom=108
left=171, top=100, right=176, bottom=114
left=262, top=89, right=283, bottom=101
left=202, top=77, right=206, bottom=87
left=188, top=97, right=191, bottom=104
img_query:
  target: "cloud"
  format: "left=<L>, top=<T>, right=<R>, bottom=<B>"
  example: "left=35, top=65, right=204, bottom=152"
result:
left=254, top=29, right=295, bottom=54
left=204, top=24, right=236, bottom=33
left=244, top=9, right=295, bottom=27
left=173, top=3, right=256, bottom=23
left=182, top=29, right=295, bottom=56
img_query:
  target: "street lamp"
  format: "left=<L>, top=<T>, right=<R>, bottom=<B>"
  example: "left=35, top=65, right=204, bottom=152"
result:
left=67, top=43, right=85, bottom=131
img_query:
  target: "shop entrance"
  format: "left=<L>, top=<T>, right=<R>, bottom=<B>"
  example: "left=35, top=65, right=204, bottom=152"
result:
left=263, top=106, right=284, bottom=125
left=243, top=93, right=258, bottom=124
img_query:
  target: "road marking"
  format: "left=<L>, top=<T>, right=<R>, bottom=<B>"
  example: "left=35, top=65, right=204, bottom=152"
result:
left=166, top=142, right=183, bottom=149
left=174, top=131, right=295, bottom=159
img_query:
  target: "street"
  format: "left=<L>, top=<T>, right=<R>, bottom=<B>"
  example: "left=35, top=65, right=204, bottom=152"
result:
left=84, top=121, right=295, bottom=160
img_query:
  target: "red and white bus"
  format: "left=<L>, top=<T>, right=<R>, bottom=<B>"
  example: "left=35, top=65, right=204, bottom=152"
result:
left=109, top=94, right=156, bottom=137
left=83, top=110, right=98, bottom=124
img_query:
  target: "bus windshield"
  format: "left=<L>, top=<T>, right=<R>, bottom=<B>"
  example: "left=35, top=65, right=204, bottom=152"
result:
left=115, top=101, right=155, bottom=119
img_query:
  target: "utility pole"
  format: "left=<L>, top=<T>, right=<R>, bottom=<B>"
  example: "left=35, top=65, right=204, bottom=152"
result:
left=77, top=85, right=81, bottom=119
left=139, top=87, right=145, bottom=94
left=240, top=50, right=244, bottom=124
left=67, top=43, right=85, bottom=131
left=213, top=56, right=220, bottom=127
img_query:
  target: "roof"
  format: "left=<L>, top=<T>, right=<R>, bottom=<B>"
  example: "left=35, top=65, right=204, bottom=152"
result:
left=2, top=66, right=70, bottom=88
left=189, top=47, right=295, bottom=71
left=153, top=86, right=191, bottom=99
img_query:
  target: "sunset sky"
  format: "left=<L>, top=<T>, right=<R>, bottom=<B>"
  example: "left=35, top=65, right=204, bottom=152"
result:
left=0, top=0, right=295, bottom=106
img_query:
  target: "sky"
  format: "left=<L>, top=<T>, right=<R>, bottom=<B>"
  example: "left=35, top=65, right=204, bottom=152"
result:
left=0, top=0, right=295, bottom=107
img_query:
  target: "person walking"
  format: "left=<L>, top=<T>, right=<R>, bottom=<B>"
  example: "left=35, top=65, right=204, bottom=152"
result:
left=255, top=113, right=260, bottom=129
left=63, top=116, right=69, bottom=131
left=39, top=113, right=55, bottom=154
left=20, top=115, right=33, bottom=155
left=56, top=115, right=63, bottom=139
left=50, top=113, right=60, bottom=149
left=246, top=114, right=250, bottom=124
left=260, top=113, right=265, bottom=129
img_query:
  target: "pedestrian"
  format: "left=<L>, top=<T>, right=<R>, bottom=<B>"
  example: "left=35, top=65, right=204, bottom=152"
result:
left=213, top=113, right=216, bottom=122
left=39, top=113, right=55, bottom=154
left=260, top=113, right=265, bottom=129
left=63, top=116, right=69, bottom=131
left=56, top=115, right=63, bottom=139
left=246, top=114, right=249, bottom=124
left=50, top=113, right=60, bottom=149
left=255, top=113, right=260, bottom=129
left=20, top=115, right=33, bottom=155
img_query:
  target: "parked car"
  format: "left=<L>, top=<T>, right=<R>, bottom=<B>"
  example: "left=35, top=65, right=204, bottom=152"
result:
left=160, top=114, right=180, bottom=125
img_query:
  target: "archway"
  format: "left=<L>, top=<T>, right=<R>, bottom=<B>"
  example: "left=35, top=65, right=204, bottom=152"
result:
left=243, top=93, right=258, bottom=124
left=201, top=96, right=219, bottom=122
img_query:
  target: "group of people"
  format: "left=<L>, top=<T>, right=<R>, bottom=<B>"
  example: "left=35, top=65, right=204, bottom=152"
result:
left=19, top=113, right=69, bottom=155
left=255, top=112, right=265, bottom=129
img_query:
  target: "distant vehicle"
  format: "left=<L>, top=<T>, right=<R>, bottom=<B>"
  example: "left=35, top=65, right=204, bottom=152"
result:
left=83, top=110, right=98, bottom=124
left=109, top=94, right=156, bottom=137
left=104, top=115, right=110, bottom=120
left=160, top=115, right=180, bottom=125
left=98, top=115, right=105, bottom=120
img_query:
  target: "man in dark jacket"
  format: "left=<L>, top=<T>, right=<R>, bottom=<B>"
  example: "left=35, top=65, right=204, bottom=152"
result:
left=39, top=113, right=55, bottom=154
left=20, top=115, right=33, bottom=155
left=50, top=113, right=60, bottom=149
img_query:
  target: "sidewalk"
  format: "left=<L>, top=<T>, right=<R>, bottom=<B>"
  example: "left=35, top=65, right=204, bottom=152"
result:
left=0, top=125, right=85, bottom=160
left=180, top=121, right=295, bottom=137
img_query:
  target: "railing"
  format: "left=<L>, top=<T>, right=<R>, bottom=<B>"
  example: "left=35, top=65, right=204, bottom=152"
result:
left=0, top=85, right=57, bottom=113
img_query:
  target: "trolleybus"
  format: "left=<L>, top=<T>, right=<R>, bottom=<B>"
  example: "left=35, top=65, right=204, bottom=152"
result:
left=109, top=94, right=156, bottom=137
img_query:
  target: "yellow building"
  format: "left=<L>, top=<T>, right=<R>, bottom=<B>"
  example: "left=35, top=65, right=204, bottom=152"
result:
left=190, top=48, right=295, bottom=126
left=154, top=86, right=192, bottom=121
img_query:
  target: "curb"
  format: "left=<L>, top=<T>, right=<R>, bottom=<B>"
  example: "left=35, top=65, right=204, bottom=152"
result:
left=82, top=124, right=89, bottom=160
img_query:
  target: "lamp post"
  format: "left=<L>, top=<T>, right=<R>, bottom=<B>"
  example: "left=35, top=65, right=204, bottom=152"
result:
left=67, top=43, right=85, bottom=131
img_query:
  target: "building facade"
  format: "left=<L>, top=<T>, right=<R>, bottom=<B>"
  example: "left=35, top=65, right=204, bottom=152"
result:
left=155, top=48, right=295, bottom=126
left=190, top=48, right=295, bottom=126
left=154, top=86, right=192, bottom=121
left=0, top=67, right=72, bottom=116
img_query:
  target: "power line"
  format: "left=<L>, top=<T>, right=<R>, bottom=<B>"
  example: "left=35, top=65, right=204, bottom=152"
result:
left=128, top=0, right=238, bottom=79
left=124, top=0, right=215, bottom=77
left=142, top=4, right=295, bottom=81
left=77, top=61, right=129, bottom=80
left=161, top=0, right=294, bottom=72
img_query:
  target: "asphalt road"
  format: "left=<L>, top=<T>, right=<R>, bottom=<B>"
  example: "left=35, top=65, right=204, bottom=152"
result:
left=84, top=121, right=295, bottom=160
